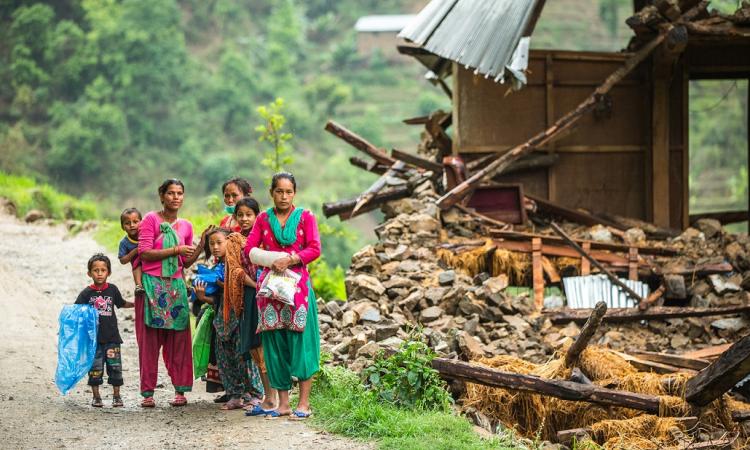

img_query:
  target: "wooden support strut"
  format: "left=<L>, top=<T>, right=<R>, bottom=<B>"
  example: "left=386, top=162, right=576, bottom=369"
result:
left=564, top=301, right=607, bottom=368
left=322, top=186, right=411, bottom=219
left=435, top=26, right=672, bottom=209
left=324, top=120, right=395, bottom=166
left=547, top=304, right=750, bottom=325
left=351, top=161, right=406, bottom=215
left=532, top=237, right=544, bottom=311
left=550, top=222, right=645, bottom=306
left=685, top=334, right=750, bottom=406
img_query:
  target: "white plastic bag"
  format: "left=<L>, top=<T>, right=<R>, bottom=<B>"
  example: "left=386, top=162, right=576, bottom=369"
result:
left=258, top=269, right=301, bottom=306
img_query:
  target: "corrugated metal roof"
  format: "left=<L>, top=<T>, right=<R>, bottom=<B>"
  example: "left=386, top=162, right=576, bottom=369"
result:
left=399, top=0, right=540, bottom=84
left=355, top=15, right=417, bottom=33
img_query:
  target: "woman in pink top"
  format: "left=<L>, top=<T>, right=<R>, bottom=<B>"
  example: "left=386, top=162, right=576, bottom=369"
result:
left=136, top=179, right=201, bottom=407
left=243, top=172, right=321, bottom=419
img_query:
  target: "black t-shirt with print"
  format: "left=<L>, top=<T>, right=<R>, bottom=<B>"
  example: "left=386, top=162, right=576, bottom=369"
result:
left=75, top=283, right=126, bottom=344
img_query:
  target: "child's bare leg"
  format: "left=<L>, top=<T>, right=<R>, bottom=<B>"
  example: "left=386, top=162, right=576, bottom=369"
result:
left=133, top=266, right=144, bottom=294
left=91, top=385, right=103, bottom=407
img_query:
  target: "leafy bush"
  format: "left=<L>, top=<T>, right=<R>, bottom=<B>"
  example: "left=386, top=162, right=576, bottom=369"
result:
left=363, top=339, right=453, bottom=411
left=309, top=257, right=346, bottom=301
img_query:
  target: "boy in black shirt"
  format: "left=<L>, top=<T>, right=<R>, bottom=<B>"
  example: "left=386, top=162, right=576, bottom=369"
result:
left=75, top=254, right=133, bottom=407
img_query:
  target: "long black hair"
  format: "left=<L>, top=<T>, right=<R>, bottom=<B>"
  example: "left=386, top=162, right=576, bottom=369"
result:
left=222, top=177, right=252, bottom=196
left=271, top=172, right=296, bottom=191
left=233, top=197, right=260, bottom=217
left=158, top=178, right=185, bottom=196
left=203, top=227, right=231, bottom=260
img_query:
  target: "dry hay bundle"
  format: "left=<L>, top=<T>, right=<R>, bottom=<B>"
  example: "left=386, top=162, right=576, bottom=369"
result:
left=436, top=241, right=529, bottom=284
left=589, top=416, right=686, bottom=450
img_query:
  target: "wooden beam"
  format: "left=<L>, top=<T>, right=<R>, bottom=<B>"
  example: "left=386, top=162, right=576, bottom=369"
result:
left=494, top=239, right=635, bottom=266
left=351, top=161, right=406, bottom=215
left=527, top=194, right=628, bottom=230
left=532, top=238, right=544, bottom=311
left=391, top=149, right=443, bottom=173
left=550, top=222, right=645, bottom=306
left=322, top=186, right=411, bottom=218
left=547, top=305, right=750, bottom=325
left=324, top=120, right=395, bottom=166
left=565, top=302, right=607, bottom=368
left=685, top=334, right=750, bottom=406
left=652, top=59, right=672, bottom=227
left=435, top=27, right=673, bottom=209
left=432, top=358, right=663, bottom=413
left=489, top=229, right=680, bottom=256
left=630, top=351, right=710, bottom=371
left=349, top=156, right=387, bottom=175
left=689, top=210, right=749, bottom=225
left=682, top=344, right=732, bottom=361
left=611, top=350, right=697, bottom=374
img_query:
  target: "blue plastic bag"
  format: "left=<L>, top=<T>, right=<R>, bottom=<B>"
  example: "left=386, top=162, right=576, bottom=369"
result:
left=190, top=262, right=225, bottom=301
left=55, top=304, right=99, bottom=395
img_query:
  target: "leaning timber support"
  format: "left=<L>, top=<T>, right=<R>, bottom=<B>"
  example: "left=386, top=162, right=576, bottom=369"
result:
left=564, top=301, right=607, bottom=368
left=685, top=334, right=750, bottom=406
left=432, top=358, right=662, bottom=413
left=547, top=305, right=750, bottom=325
left=324, top=120, right=395, bottom=166
left=550, top=222, right=645, bottom=306
left=351, top=161, right=406, bottom=215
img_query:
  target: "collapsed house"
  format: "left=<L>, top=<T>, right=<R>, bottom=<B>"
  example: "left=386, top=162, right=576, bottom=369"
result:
left=320, top=0, right=750, bottom=448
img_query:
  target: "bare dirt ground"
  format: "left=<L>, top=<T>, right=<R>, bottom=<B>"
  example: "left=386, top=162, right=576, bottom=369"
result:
left=0, top=212, right=369, bottom=450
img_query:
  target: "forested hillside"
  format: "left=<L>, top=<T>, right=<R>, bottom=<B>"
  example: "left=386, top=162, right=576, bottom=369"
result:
left=0, top=0, right=747, bottom=267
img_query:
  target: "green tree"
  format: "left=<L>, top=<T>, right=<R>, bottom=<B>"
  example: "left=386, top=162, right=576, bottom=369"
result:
left=256, top=97, right=294, bottom=174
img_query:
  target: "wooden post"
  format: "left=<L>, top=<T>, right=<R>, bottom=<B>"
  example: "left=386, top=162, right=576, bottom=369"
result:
left=651, top=49, right=672, bottom=228
left=532, top=237, right=544, bottom=311
left=564, top=302, right=607, bottom=368
left=581, top=242, right=591, bottom=275
left=628, top=247, right=639, bottom=281
left=685, top=334, right=750, bottom=406
left=432, top=358, right=663, bottom=413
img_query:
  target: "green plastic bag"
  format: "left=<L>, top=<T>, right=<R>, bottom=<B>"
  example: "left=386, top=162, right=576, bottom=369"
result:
left=192, top=305, right=214, bottom=379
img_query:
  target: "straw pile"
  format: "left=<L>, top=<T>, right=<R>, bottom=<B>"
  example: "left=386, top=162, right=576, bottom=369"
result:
left=463, top=346, right=744, bottom=447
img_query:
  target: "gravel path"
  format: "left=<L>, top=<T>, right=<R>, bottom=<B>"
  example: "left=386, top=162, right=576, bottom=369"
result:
left=0, top=212, right=368, bottom=449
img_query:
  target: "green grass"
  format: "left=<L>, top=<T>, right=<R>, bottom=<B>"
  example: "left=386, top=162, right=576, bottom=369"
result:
left=0, top=171, right=98, bottom=221
left=309, top=365, right=533, bottom=450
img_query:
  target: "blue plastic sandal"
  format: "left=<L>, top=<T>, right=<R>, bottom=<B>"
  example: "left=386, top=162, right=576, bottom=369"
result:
left=245, top=405, right=275, bottom=417
left=290, top=409, right=312, bottom=419
left=263, top=409, right=283, bottom=419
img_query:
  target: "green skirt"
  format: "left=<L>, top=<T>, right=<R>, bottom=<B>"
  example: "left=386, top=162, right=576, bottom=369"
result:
left=239, top=286, right=262, bottom=358
left=261, top=285, right=320, bottom=391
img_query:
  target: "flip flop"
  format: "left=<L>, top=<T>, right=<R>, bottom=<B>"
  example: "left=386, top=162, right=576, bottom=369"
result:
left=263, top=410, right=290, bottom=420
left=141, top=397, right=155, bottom=408
left=112, top=396, right=124, bottom=408
left=289, top=409, right=312, bottom=420
left=169, top=394, right=188, bottom=407
left=244, top=404, right=275, bottom=416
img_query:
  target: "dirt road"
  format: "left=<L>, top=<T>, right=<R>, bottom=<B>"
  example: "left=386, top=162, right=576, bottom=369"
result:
left=0, top=212, right=368, bottom=449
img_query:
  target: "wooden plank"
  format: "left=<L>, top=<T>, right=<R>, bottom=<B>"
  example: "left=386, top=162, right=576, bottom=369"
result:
left=682, top=344, right=732, bottom=361
left=432, top=358, right=662, bottom=413
left=351, top=161, right=406, bottom=215
left=532, top=238, right=544, bottom=311
left=685, top=334, right=750, bottom=406
left=541, top=256, right=561, bottom=283
left=630, top=351, right=710, bottom=371
left=349, top=156, right=387, bottom=175
left=612, top=350, right=697, bottom=374
left=547, top=305, right=750, bottom=325
left=324, top=120, right=395, bottom=166
left=489, top=229, right=680, bottom=256
left=550, top=222, right=645, bottom=306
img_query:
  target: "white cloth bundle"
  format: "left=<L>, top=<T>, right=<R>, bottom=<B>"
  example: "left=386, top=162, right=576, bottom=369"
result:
left=249, top=248, right=288, bottom=267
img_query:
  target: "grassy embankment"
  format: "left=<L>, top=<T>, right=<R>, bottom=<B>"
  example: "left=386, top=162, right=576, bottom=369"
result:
left=0, top=172, right=98, bottom=221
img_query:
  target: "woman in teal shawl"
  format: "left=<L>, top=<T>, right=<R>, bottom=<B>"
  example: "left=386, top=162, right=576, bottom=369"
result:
left=243, top=172, right=321, bottom=419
